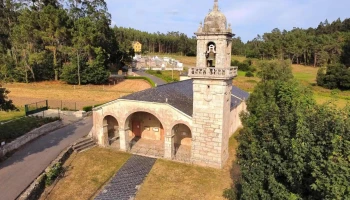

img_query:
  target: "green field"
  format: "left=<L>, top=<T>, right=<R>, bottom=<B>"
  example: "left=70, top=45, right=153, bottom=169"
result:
left=0, top=108, right=25, bottom=122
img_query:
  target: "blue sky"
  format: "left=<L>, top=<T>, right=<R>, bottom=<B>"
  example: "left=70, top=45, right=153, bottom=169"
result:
left=106, top=0, right=350, bottom=42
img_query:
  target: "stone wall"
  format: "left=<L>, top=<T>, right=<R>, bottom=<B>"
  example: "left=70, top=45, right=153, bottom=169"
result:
left=0, top=120, right=63, bottom=159
left=196, top=34, right=232, bottom=68
left=191, top=79, right=233, bottom=169
left=17, top=145, right=73, bottom=200
left=229, top=101, right=247, bottom=137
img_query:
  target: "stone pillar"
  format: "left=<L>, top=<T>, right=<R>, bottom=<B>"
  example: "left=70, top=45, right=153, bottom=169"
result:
left=164, top=132, right=174, bottom=159
left=119, top=128, right=130, bottom=152
left=102, top=124, right=109, bottom=147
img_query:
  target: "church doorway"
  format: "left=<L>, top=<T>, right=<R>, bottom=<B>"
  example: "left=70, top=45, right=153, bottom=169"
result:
left=103, top=115, right=119, bottom=147
left=126, top=112, right=165, bottom=157
left=173, top=124, right=192, bottom=162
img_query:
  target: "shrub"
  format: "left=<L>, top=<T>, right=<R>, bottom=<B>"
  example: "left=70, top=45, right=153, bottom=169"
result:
left=317, top=63, right=350, bottom=90
left=231, top=60, right=240, bottom=66
left=45, top=162, right=63, bottom=186
left=245, top=71, right=254, bottom=77
left=83, top=103, right=104, bottom=112
left=125, top=76, right=156, bottom=87
left=156, top=70, right=162, bottom=75
left=83, top=106, right=93, bottom=112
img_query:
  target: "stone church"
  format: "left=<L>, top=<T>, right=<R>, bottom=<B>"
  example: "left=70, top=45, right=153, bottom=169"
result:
left=92, top=0, right=249, bottom=169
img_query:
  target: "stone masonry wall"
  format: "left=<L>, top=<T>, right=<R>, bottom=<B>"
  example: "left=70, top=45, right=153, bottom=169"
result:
left=229, top=101, right=247, bottom=137
left=0, top=120, right=63, bottom=159
left=196, top=35, right=232, bottom=69
left=191, top=79, right=232, bottom=168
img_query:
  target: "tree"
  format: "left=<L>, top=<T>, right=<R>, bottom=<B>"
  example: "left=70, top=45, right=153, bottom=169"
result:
left=226, top=60, right=350, bottom=199
left=0, top=87, right=16, bottom=111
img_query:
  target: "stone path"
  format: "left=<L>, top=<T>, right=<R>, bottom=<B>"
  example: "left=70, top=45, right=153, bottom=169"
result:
left=95, top=155, right=156, bottom=200
left=0, top=117, right=93, bottom=200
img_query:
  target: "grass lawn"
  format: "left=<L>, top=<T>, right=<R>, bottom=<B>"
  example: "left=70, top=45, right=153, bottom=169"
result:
left=0, top=107, right=25, bottom=122
left=0, top=116, right=59, bottom=143
left=135, top=134, right=240, bottom=200
left=146, top=70, right=181, bottom=83
left=41, top=148, right=131, bottom=200
left=3, top=80, right=151, bottom=110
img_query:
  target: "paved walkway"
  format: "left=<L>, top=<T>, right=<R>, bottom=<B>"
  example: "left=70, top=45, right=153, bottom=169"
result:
left=0, top=117, right=93, bottom=200
left=95, top=155, right=156, bottom=200
left=133, top=70, right=167, bottom=86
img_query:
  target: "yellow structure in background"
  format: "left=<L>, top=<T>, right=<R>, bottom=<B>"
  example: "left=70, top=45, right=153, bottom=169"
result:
left=132, top=41, right=142, bottom=53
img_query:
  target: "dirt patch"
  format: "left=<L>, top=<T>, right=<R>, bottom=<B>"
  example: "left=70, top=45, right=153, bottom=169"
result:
left=4, top=80, right=151, bottom=109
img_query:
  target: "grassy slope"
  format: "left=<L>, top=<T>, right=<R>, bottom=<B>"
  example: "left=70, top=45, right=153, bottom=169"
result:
left=0, top=108, right=25, bottom=122
left=0, top=116, right=58, bottom=143
left=42, top=148, right=131, bottom=200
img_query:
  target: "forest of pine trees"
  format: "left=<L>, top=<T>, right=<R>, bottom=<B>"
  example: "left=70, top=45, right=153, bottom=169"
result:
left=237, top=19, right=350, bottom=67
left=1, top=0, right=350, bottom=85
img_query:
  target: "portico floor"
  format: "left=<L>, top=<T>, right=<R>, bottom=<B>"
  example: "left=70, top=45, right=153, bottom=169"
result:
left=109, top=137, right=191, bottom=163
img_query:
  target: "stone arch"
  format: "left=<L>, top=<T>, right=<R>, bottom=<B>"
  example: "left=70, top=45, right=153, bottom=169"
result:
left=125, top=111, right=166, bottom=150
left=206, top=41, right=216, bottom=67
left=172, top=123, right=192, bottom=161
left=102, top=115, right=119, bottom=146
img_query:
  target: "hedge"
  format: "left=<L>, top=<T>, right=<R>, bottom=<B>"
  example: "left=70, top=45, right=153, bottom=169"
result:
left=125, top=76, right=156, bottom=87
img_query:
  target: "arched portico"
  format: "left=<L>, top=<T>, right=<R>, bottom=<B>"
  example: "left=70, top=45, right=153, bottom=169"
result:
left=102, top=115, right=119, bottom=147
left=172, top=123, right=192, bottom=162
left=124, top=111, right=165, bottom=157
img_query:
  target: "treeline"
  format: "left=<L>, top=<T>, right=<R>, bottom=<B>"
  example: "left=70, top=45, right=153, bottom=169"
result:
left=232, top=18, right=350, bottom=67
left=113, top=27, right=197, bottom=56
left=0, top=0, right=134, bottom=84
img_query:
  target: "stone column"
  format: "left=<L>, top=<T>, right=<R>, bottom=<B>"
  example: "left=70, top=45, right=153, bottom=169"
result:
left=164, top=132, right=174, bottom=159
left=119, top=128, right=130, bottom=152
left=102, top=124, right=109, bottom=147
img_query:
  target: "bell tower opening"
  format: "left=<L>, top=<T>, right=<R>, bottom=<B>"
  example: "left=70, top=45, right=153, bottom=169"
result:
left=206, top=42, right=216, bottom=67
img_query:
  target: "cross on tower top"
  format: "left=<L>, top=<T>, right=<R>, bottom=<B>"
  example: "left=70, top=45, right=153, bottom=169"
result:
left=213, top=0, right=219, bottom=11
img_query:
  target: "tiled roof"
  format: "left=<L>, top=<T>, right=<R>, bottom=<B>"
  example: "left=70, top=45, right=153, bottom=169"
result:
left=121, top=79, right=249, bottom=117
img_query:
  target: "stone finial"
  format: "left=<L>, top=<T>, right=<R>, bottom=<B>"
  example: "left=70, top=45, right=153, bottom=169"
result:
left=228, top=23, right=232, bottom=32
left=198, top=22, right=203, bottom=33
left=213, top=0, right=219, bottom=11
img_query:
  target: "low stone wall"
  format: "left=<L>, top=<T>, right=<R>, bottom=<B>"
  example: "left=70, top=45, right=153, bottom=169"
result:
left=17, top=145, right=74, bottom=200
left=0, top=120, right=63, bottom=159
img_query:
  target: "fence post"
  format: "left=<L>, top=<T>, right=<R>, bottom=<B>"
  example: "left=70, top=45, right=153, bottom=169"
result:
left=61, top=100, right=62, bottom=110
left=46, top=100, right=48, bottom=109
left=25, top=105, right=28, bottom=116
left=75, top=102, right=77, bottom=111
left=36, top=102, right=38, bottom=110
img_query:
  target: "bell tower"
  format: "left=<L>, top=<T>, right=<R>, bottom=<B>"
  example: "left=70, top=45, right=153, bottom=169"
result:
left=189, top=0, right=237, bottom=168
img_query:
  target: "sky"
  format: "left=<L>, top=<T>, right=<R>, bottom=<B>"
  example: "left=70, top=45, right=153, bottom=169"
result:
left=106, top=0, right=350, bottom=42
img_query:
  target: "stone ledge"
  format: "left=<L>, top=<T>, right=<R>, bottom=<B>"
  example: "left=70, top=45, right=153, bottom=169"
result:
left=0, top=120, right=63, bottom=159
left=17, top=145, right=74, bottom=200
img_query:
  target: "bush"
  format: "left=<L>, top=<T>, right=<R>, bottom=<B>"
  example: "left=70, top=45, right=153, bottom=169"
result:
left=83, top=106, right=93, bottom=112
left=317, top=63, right=350, bottom=90
left=245, top=71, right=254, bottom=77
left=83, top=103, right=104, bottom=112
left=156, top=70, right=162, bottom=75
left=125, top=76, right=156, bottom=87
left=45, top=162, right=63, bottom=186
left=231, top=60, right=240, bottom=66
left=231, top=59, right=256, bottom=72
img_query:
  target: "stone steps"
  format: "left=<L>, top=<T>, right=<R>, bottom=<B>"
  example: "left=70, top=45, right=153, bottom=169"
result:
left=73, top=137, right=96, bottom=152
